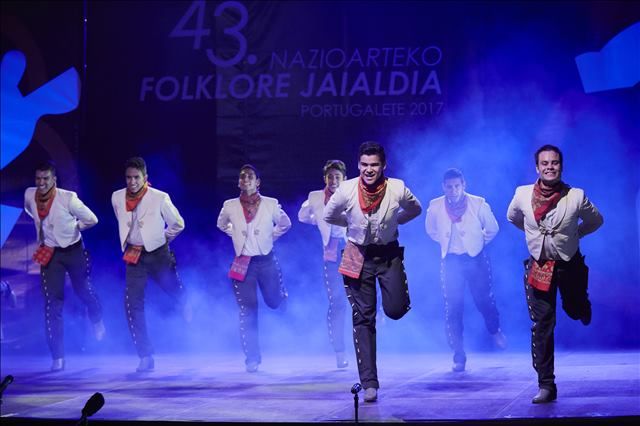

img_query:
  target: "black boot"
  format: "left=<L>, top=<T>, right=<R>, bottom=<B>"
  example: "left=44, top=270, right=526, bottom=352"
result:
left=532, top=387, right=557, bottom=403
left=136, top=355, right=155, bottom=372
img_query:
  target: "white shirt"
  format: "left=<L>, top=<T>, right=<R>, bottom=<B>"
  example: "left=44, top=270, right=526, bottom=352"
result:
left=298, top=189, right=346, bottom=247
left=426, top=193, right=499, bottom=259
left=112, top=187, right=185, bottom=252
left=24, top=187, right=98, bottom=248
left=218, top=196, right=291, bottom=257
left=507, top=184, right=603, bottom=261
left=447, top=222, right=467, bottom=255
left=126, top=209, right=144, bottom=246
left=362, top=209, right=382, bottom=245
left=324, top=177, right=422, bottom=246
left=539, top=210, right=561, bottom=260
left=241, top=220, right=264, bottom=256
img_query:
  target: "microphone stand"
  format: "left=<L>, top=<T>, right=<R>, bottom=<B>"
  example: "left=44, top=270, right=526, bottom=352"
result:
left=350, top=383, right=362, bottom=423
left=77, top=414, right=89, bottom=426
left=76, top=392, right=104, bottom=426
left=0, top=375, right=14, bottom=407
left=353, top=390, right=359, bottom=423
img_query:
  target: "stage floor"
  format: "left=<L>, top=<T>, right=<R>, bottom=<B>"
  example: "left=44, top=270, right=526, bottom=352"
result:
left=0, top=351, right=639, bottom=423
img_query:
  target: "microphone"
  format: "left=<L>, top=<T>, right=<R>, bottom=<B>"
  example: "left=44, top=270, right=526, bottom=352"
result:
left=351, top=382, right=362, bottom=423
left=81, top=392, right=105, bottom=417
left=0, top=375, right=14, bottom=394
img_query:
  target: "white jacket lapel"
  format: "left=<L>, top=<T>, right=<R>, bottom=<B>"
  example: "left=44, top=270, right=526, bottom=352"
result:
left=378, top=180, right=392, bottom=221
left=551, top=191, right=569, bottom=229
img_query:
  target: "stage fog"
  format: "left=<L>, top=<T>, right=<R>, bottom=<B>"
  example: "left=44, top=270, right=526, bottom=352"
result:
left=1, top=1, right=639, bottom=372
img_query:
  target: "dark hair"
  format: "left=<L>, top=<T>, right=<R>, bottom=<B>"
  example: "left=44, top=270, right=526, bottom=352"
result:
left=323, top=159, right=347, bottom=177
left=358, top=141, right=386, bottom=165
left=240, top=164, right=260, bottom=179
left=535, top=145, right=563, bottom=165
left=443, top=168, right=464, bottom=182
left=125, top=157, right=147, bottom=175
left=35, top=160, right=56, bottom=176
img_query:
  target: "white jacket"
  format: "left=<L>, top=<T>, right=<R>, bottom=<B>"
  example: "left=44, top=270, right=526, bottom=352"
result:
left=426, top=193, right=499, bottom=259
left=323, top=177, right=422, bottom=245
left=217, top=196, right=291, bottom=257
left=24, top=187, right=98, bottom=248
left=507, top=184, right=603, bottom=261
left=112, top=187, right=185, bottom=252
left=298, top=189, right=346, bottom=247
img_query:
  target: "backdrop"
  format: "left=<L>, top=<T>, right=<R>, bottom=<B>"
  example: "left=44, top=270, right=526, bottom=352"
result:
left=1, top=1, right=639, bottom=359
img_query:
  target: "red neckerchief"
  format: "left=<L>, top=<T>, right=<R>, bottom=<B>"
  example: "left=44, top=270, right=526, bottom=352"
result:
left=240, top=191, right=261, bottom=223
left=358, top=177, right=387, bottom=214
left=126, top=182, right=149, bottom=212
left=323, top=186, right=333, bottom=205
left=528, top=179, right=569, bottom=292
left=35, top=185, right=57, bottom=219
left=531, top=179, right=568, bottom=223
left=445, top=193, right=468, bottom=223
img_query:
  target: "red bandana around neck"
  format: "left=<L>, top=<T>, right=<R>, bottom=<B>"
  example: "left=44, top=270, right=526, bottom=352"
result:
left=126, top=182, right=149, bottom=212
left=531, top=179, right=568, bottom=223
left=358, top=177, right=387, bottom=214
left=35, top=185, right=57, bottom=219
left=323, top=186, right=333, bottom=205
left=240, top=191, right=261, bottom=223
left=445, top=194, right=468, bottom=223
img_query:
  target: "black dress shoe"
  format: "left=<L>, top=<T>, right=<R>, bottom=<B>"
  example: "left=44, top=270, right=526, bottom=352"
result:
left=136, top=356, right=154, bottom=372
left=452, top=361, right=465, bottom=372
left=50, top=358, right=65, bottom=372
left=246, top=361, right=259, bottom=373
left=532, top=387, right=557, bottom=403
left=363, top=388, right=378, bottom=402
left=580, top=307, right=592, bottom=326
left=492, top=330, right=508, bottom=350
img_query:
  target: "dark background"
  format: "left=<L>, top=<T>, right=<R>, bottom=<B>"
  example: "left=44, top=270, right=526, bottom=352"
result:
left=1, top=1, right=639, bottom=360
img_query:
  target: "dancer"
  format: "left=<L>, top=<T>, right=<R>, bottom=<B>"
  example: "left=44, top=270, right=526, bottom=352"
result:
left=24, top=161, right=105, bottom=371
left=298, top=159, right=349, bottom=368
left=324, top=141, right=422, bottom=402
left=112, top=156, right=190, bottom=372
left=217, top=164, right=291, bottom=373
left=426, top=168, right=506, bottom=373
left=507, top=145, right=603, bottom=403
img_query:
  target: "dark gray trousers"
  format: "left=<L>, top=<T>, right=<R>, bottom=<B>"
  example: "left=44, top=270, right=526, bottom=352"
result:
left=125, top=243, right=187, bottom=357
left=323, top=258, right=347, bottom=353
left=40, top=240, right=102, bottom=359
left=231, top=251, right=287, bottom=366
left=343, top=241, right=411, bottom=389
left=441, top=251, right=501, bottom=364
left=524, top=252, right=590, bottom=391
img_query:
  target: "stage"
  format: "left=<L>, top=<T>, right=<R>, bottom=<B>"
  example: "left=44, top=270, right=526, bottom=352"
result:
left=1, top=351, right=638, bottom=424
